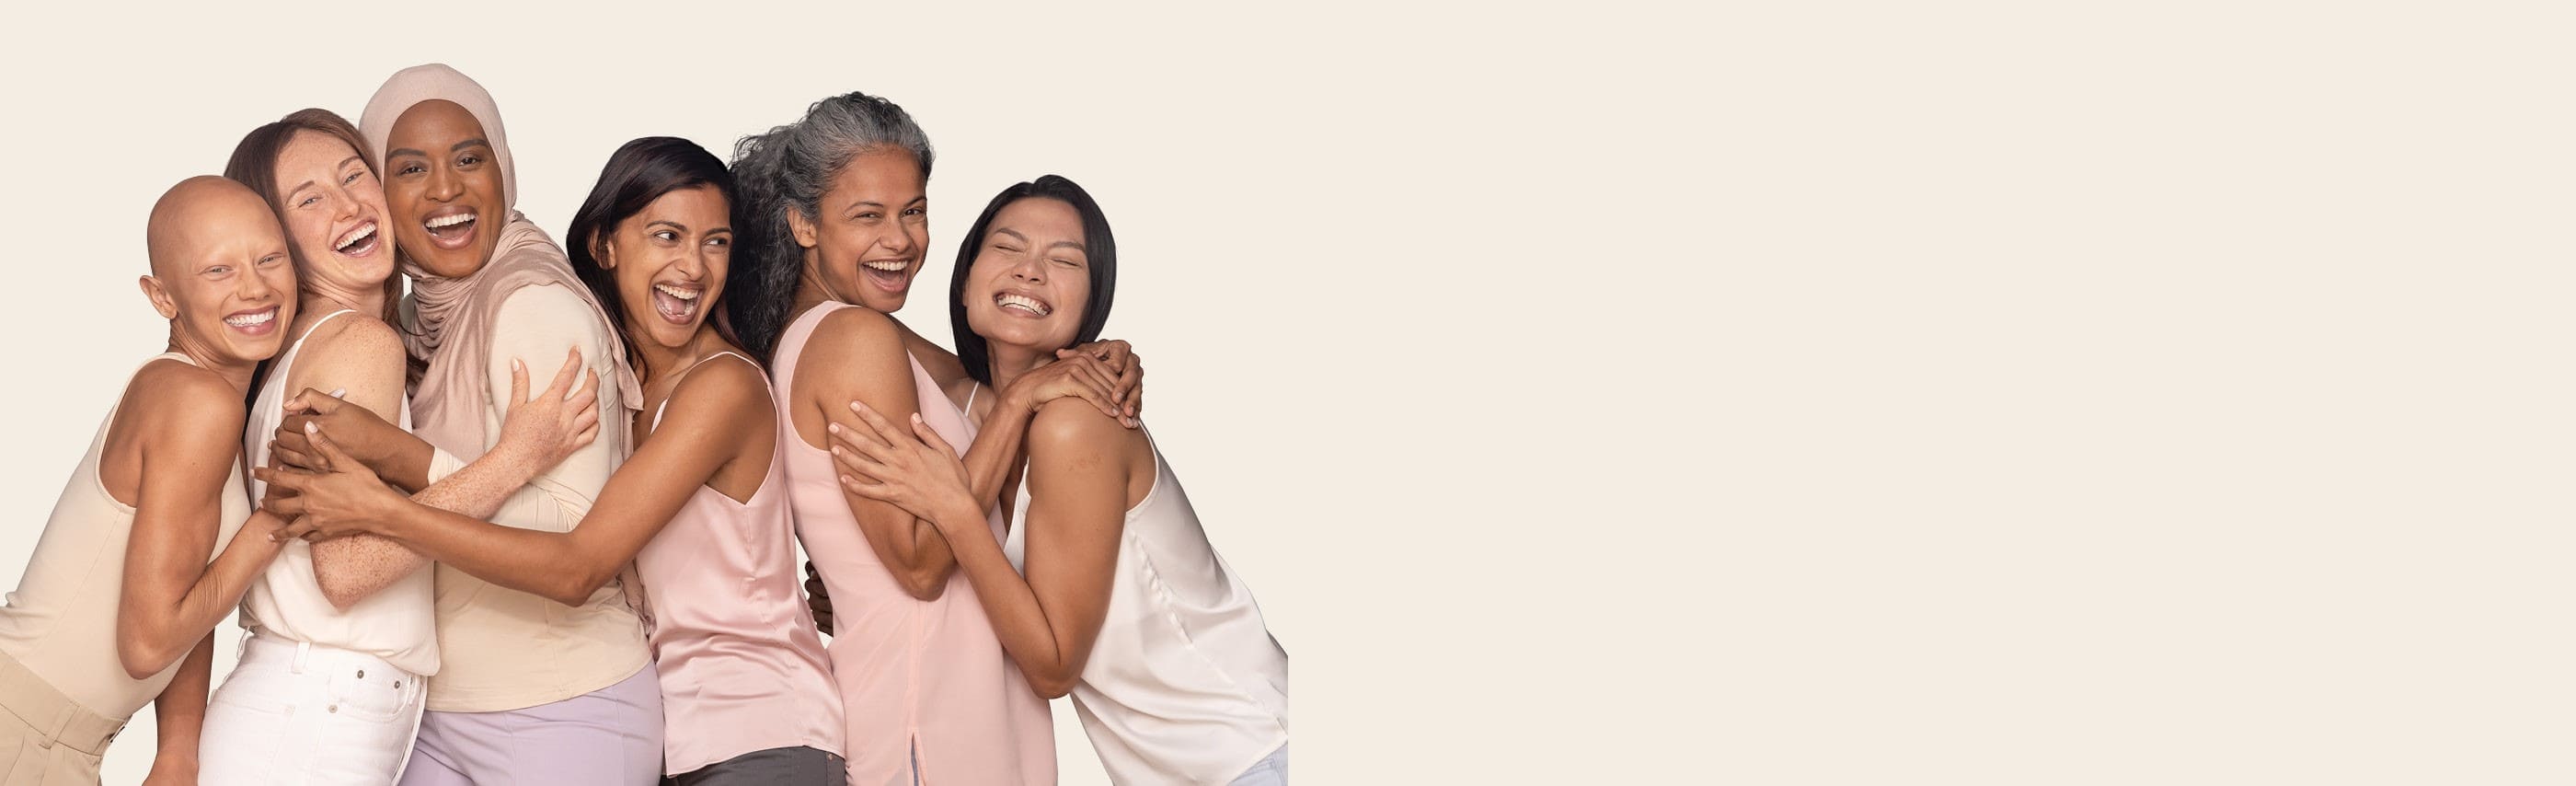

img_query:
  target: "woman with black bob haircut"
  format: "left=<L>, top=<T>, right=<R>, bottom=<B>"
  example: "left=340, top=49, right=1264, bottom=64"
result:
left=267, top=136, right=848, bottom=783
left=822, top=175, right=1292, bottom=785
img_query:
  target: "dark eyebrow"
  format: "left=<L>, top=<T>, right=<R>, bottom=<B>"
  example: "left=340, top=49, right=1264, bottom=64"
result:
left=1045, top=240, right=1086, bottom=254
left=452, top=137, right=490, bottom=153
left=993, top=228, right=1028, bottom=244
left=386, top=147, right=427, bottom=160
left=339, top=155, right=365, bottom=170
left=646, top=219, right=688, bottom=233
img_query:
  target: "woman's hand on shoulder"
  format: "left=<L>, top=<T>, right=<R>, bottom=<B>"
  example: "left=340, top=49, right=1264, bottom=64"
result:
left=492, top=347, right=603, bottom=470
left=1062, top=339, right=1144, bottom=426
left=827, top=399, right=978, bottom=527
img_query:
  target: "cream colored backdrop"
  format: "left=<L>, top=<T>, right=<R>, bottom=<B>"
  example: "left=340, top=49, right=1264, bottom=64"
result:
left=4, top=1, right=2572, bottom=784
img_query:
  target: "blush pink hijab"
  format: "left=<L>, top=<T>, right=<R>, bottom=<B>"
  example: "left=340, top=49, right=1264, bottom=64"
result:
left=358, top=64, right=639, bottom=459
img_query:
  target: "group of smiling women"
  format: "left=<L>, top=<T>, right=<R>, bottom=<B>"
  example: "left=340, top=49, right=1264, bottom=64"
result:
left=0, top=64, right=1288, bottom=786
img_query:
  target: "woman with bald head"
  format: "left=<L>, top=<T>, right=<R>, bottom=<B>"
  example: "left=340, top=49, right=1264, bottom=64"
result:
left=0, top=177, right=293, bottom=785
left=257, top=64, right=656, bottom=785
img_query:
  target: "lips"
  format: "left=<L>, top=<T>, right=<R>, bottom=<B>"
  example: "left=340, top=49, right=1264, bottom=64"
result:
left=995, top=291, right=1052, bottom=317
left=650, top=282, right=702, bottom=325
left=333, top=220, right=381, bottom=259
left=223, top=306, right=280, bottom=337
left=861, top=258, right=910, bottom=294
left=421, top=206, right=478, bottom=250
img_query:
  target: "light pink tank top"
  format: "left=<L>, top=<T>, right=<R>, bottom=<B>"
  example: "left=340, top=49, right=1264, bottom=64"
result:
left=631, top=352, right=845, bottom=776
left=770, top=302, right=1052, bottom=785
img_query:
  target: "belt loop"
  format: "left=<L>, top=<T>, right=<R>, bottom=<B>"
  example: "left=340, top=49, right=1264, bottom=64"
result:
left=293, top=641, right=311, bottom=675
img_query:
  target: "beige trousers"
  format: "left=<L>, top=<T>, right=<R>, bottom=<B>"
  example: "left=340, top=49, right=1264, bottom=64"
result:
left=0, top=650, right=119, bottom=785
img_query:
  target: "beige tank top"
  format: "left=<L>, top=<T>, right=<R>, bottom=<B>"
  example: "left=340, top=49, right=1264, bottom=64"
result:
left=0, top=353, right=254, bottom=720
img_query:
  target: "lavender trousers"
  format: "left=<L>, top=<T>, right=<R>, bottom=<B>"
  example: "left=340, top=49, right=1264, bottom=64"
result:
left=396, top=664, right=662, bottom=786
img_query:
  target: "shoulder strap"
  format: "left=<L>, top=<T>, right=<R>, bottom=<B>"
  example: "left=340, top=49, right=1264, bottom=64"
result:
left=651, top=351, right=765, bottom=429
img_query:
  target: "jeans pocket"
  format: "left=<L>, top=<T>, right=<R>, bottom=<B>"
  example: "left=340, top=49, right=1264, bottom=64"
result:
left=325, top=668, right=409, bottom=723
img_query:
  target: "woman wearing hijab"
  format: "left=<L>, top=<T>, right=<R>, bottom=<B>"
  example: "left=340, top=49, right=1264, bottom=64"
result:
left=197, top=108, right=605, bottom=786
left=260, top=64, right=658, bottom=785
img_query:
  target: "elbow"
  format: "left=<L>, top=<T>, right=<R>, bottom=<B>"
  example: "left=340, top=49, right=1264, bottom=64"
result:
left=1029, top=674, right=1075, bottom=700
left=317, top=575, right=371, bottom=611
left=545, top=567, right=615, bottom=608
left=897, top=566, right=949, bottom=602
left=115, top=629, right=175, bottom=681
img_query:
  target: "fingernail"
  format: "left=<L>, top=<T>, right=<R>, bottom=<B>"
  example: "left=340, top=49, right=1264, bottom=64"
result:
left=827, top=423, right=840, bottom=434
left=912, top=413, right=925, bottom=424
left=305, top=422, right=317, bottom=433
left=328, top=387, right=347, bottom=399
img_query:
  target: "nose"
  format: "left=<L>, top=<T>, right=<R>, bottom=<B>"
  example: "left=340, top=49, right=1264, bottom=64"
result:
left=676, top=243, right=708, bottom=278
left=238, top=260, right=279, bottom=303
left=1008, top=253, right=1046, bottom=283
left=878, top=227, right=917, bottom=257
left=425, top=163, right=459, bottom=202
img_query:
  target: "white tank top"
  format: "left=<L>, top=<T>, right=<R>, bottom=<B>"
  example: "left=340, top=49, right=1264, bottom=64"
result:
left=1004, top=431, right=1289, bottom=784
left=238, top=310, right=439, bottom=675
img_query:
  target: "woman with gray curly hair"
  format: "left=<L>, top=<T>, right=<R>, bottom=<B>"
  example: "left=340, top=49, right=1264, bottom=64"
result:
left=725, top=91, right=1144, bottom=785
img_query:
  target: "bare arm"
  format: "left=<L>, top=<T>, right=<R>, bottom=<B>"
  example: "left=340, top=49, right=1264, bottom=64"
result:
left=801, top=307, right=957, bottom=600
left=112, top=368, right=286, bottom=678
left=139, top=632, right=212, bottom=784
left=275, top=358, right=762, bottom=607
left=834, top=399, right=1131, bottom=698
left=270, top=346, right=604, bottom=607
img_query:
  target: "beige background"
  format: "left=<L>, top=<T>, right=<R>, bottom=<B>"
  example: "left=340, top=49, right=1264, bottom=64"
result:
left=0, top=1, right=2569, bottom=783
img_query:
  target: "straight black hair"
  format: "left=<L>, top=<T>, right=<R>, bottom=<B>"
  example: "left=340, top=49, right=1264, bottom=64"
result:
left=565, top=136, right=740, bottom=380
left=950, top=175, right=1118, bottom=387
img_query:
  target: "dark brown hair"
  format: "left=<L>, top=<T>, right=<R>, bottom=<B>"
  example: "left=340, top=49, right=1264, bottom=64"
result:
left=224, top=109, right=404, bottom=326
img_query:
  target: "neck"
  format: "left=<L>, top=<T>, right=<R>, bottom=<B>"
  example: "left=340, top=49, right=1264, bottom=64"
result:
left=165, top=332, right=255, bottom=396
left=631, top=323, right=727, bottom=387
left=788, top=257, right=838, bottom=319
left=986, top=341, right=1051, bottom=395
left=300, top=281, right=386, bottom=324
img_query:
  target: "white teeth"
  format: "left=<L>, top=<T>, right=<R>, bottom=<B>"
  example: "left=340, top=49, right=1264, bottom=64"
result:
left=996, top=293, right=1051, bottom=316
left=224, top=309, right=276, bottom=328
left=425, top=213, right=474, bottom=229
left=863, top=260, right=906, bottom=272
left=335, top=223, right=376, bottom=251
left=653, top=283, right=701, bottom=301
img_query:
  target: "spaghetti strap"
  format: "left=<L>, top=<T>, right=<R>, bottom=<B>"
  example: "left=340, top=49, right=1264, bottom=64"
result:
left=295, top=308, right=359, bottom=347
left=651, top=351, right=766, bottom=429
left=964, top=383, right=979, bottom=415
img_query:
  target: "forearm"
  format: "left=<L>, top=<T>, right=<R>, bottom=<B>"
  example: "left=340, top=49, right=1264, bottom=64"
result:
left=121, top=511, right=282, bottom=676
left=960, top=387, right=1038, bottom=504
left=309, top=535, right=431, bottom=609
left=410, top=445, right=543, bottom=520
left=377, top=492, right=611, bottom=607
left=146, top=633, right=213, bottom=774
left=371, top=433, right=439, bottom=493
left=932, top=499, right=1076, bottom=693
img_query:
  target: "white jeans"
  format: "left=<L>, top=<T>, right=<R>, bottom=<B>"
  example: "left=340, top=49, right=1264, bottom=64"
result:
left=199, top=633, right=428, bottom=786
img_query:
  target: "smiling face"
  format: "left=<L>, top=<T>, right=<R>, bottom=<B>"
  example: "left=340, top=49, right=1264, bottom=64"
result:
left=961, top=197, right=1091, bottom=357
left=599, top=185, right=732, bottom=353
left=788, top=147, right=926, bottom=314
left=270, top=130, right=394, bottom=297
left=382, top=99, right=505, bottom=278
left=144, top=178, right=298, bottom=367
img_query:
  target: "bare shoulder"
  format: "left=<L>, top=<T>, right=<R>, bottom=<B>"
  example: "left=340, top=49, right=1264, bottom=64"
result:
left=669, top=353, right=776, bottom=432
left=125, top=359, right=246, bottom=441
left=296, top=315, right=405, bottom=377
left=1029, top=398, right=1141, bottom=461
left=809, top=305, right=903, bottom=359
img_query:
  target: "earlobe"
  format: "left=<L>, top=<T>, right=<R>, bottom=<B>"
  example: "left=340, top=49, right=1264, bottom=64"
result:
left=788, top=207, right=818, bottom=249
left=137, top=276, right=177, bottom=319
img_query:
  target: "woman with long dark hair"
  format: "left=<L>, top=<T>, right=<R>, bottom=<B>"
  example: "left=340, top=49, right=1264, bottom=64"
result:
left=725, top=91, right=1144, bottom=785
left=270, top=136, right=853, bottom=784
left=826, top=176, right=1291, bottom=785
